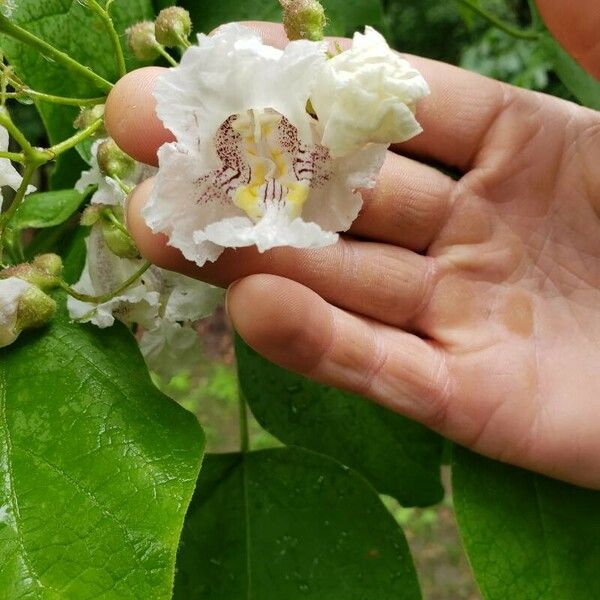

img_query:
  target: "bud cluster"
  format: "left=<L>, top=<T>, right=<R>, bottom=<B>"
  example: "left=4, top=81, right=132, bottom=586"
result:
left=126, top=7, right=192, bottom=61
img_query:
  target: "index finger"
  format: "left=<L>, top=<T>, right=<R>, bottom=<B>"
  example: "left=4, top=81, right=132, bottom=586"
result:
left=105, top=21, right=508, bottom=172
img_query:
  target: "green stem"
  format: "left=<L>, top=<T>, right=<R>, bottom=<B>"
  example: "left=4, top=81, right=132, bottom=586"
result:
left=4, top=89, right=105, bottom=107
left=239, top=390, right=250, bottom=453
left=156, top=44, right=178, bottom=68
left=60, top=260, right=152, bottom=304
left=103, top=208, right=131, bottom=237
left=0, top=106, right=36, bottom=156
left=86, top=0, right=127, bottom=78
left=176, top=33, right=191, bottom=50
left=48, top=118, right=104, bottom=158
left=0, top=151, right=25, bottom=163
left=456, top=0, right=540, bottom=40
left=0, top=14, right=113, bottom=92
left=0, top=162, right=37, bottom=257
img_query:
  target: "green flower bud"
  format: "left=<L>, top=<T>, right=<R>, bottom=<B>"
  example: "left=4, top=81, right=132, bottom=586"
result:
left=101, top=220, right=140, bottom=259
left=155, top=7, right=192, bottom=47
left=97, top=139, right=135, bottom=181
left=17, top=286, right=57, bottom=333
left=280, top=0, right=326, bottom=42
left=74, top=104, right=106, bottom=134
left=32, top=254, right=63, bottom=278
left=1, top=255, right=61, bottom=293
left=126, top=21, right=160, bottom=61
left=81, top=205, right=103, bottom=227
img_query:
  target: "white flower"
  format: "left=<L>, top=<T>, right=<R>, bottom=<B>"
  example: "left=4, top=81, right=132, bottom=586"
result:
left=0, top=277, right=32, bottom=348
left=311, top=27, right=430, bottom=158
left=139, top=320, right=202, bottom=379
left=76, top=138, right=156, bottom=206
left=68, top=226, right=222, bottom=329
left=67, top=227, right=160, bottom=328
left=0, top=125, right=35, bottom=211
left=144, top=23, right=387, bottom=267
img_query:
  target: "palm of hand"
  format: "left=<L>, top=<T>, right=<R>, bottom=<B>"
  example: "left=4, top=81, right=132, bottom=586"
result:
left=424, top=96, right=600, bottom=486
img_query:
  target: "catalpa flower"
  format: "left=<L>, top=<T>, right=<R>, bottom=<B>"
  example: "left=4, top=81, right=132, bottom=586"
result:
left=0, top=277, right=33, bottom=348
left=144, top=24, right=388, bottom=267
left=312, top=27, right=430, bottom=158
left=0, top=125, right=35, bottom=210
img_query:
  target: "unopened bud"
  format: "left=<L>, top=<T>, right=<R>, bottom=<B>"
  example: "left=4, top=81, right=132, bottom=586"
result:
left=126, top=21, right=161, bottom=61
left=97, top=139, right=135, bottom=180
left=0, top=277, right=56, bottom=348
left=0, top=262, right=60, bottom=292
left=81, top=205, right=103, bottom=227
left=280, top=0, right=326, bottom=41
left=33, top=254, right=63, bottom=278
left=17, top=286, right=56, bottom=333
left=155, top=7, right=192, bottom=47
left=74, top=104, right=105, bottom=134
left=101, top=220, right=140, bottom=259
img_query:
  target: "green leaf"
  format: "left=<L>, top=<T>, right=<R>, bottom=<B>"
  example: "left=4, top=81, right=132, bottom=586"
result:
left=236, top=338, right=443, bottom=507
left=0, top=296, right=205, bottom=598
left=0, top=0, right=154, bottom=188
left=174, top=448, right=422, bottom=599
left=12, top=189, right=85, bottom=230
left=452, top=447, right=600, bottom=600
left=180, top=0, right=389, bottom=38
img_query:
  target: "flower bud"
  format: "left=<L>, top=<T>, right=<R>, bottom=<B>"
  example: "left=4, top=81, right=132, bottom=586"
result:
left=126, top=21, right=160, bottom=61
left=81, top=205, right=103, bottom=227
left=155, top=7, right=192, bottom=47
left=280, top=0, right=326, bottom=42
left=101, top=220, right=140, bottom=259
left=1, top=255, right=62, bottom=292
left=74, top=104, right=106, bottom=135
left=0, top=277, right=56, bottom=348
left=33, top=254, right=63, bottom=278
left=97, top=139, right=135, bottom=181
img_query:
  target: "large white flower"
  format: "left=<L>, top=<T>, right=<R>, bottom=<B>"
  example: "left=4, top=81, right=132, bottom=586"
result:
left=144, top=23, right=387, bottom=267
left=0, top=125, right=35, bottom=211
left=0, top=276, right=33, bottom=348
left=311, top=27, right=430, bottom=158
left=76, top=138, right=156, bottom=206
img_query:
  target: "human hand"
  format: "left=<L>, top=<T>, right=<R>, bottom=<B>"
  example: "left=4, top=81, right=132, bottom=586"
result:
left=105, top=22, right=600, bottom=490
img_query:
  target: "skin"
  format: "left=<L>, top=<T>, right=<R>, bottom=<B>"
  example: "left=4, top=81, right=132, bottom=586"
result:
left=537, top=0, right=600, bottom=79
left=105, top=18, right=600, bottom=489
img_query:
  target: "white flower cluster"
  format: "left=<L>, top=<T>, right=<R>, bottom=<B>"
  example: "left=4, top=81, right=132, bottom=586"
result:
left=68, top=140, right=223, bottom=378
left=144, top=24, right=429, bottom=267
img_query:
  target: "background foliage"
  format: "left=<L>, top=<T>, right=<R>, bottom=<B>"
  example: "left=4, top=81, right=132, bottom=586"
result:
left=0, top=0, right=599, bottom=598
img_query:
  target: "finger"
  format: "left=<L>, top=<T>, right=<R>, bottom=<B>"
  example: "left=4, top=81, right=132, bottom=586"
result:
left=352, top=152, right=455, bottom=250
left=227, top=274, right=452, bottom=431
left=128, top=178, right=438, bottom=330
left=537, top=0, right=600, bottom=79
left=105, top=66, right=172, bottom=166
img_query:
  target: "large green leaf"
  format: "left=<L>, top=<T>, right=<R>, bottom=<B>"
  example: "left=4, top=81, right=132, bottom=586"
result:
left=174, top=448, right=422, bottom=599
left=178, top=0, right=389, bottom=38
left=236, top=338, right=444, bottom=507
left=12, top=189, right=85, bottom=230
left=0, top=296, right=205, bottom=598
left=1, top=0, right=154, bottom=187
left=453, top=447, right=600, bottom=600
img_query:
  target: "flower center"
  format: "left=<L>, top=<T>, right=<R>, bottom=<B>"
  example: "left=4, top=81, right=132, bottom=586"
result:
left=228, top=108, right=310, bottom=222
